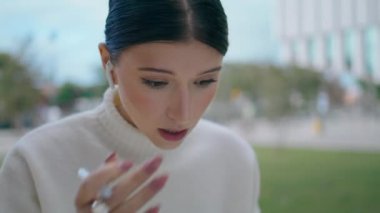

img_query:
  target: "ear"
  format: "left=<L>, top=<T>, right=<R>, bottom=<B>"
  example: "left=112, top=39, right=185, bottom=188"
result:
left=98, top=43, right=110, bottom=70
left=98, top=43, right=118, bottom=86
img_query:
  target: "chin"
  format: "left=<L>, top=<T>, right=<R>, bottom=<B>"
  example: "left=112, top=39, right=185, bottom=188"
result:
left=154, top=139, right=184, bottom=150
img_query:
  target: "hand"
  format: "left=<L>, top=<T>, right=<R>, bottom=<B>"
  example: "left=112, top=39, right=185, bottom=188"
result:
left=75, top=154, right=168, bottom=213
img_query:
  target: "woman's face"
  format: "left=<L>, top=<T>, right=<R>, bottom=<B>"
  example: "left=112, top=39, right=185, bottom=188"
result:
left=109, top=40, right=223, bottom=149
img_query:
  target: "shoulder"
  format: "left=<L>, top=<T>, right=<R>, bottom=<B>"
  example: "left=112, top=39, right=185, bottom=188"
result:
left=23, top=109, right=95, bottom=140
left=190, top=119, right=256, bottom=164
left=192, top=119, right=253, bottom=151
left=12, top=109, right=99, bottom=157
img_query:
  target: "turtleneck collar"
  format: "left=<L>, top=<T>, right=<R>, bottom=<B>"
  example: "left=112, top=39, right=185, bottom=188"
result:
left=94, top=87, right=168, bottom=163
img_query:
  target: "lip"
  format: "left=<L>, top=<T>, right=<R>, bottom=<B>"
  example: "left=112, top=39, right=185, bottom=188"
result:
left=158, top=128, right=188, bottom=142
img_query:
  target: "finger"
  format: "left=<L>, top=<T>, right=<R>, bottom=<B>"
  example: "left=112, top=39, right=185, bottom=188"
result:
left=145, top=204, right=161, bottom=213
left=105, top=151, right=117, bottom=164
left=114, top=174, right=168, bottom=213
left=75, top=160, right=133, bottom=208
left=106, top=155, right=163, bottom=209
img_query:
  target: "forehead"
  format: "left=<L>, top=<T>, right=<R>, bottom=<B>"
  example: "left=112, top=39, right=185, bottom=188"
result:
left=118, top=40, right=223, bottom=71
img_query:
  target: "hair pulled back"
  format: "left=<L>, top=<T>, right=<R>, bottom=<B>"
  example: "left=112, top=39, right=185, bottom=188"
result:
left=105, top=0, right=229, bottom=62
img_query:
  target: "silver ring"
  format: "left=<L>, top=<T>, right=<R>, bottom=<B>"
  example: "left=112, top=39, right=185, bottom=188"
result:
left=100, top=185, right=113, bottom=200
left=91, top=184, right=113, bottom=213
left=91, top=200, right=110, bottom=213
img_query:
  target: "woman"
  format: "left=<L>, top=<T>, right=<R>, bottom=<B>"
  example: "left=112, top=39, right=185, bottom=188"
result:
left=0, top=0, right=260, bottom=212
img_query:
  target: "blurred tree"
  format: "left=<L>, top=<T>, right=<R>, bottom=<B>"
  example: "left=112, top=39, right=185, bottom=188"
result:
left=286, top=66, right=323, bottom=106
left=0, top=53, right=40, bottom=128
left=54, top=82, right=82, bottom=114
left=82, top=66, right=108, bottom=98
left=54, top=82, right=106, bottom=112
left=217, top=64, right=323, bottom=119
left=53, top=66, right=108, bottom=114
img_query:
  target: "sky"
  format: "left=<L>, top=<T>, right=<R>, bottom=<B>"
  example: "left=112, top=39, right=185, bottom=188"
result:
left=0, top=0, right=279, bottom=86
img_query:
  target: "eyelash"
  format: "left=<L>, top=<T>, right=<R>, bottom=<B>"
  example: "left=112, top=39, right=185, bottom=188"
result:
left=141, top=78, right=217, bottom=89
left=194, top=79, right=217, bottom=87
left=142, top=79, right=168, bottom=89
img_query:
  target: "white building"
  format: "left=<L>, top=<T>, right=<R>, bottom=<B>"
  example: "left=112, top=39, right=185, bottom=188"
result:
left=275, top=0, right=380, bottom=83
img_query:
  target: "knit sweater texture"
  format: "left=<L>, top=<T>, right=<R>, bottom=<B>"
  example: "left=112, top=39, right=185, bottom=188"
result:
left=0, top=88, right=260, bottom=213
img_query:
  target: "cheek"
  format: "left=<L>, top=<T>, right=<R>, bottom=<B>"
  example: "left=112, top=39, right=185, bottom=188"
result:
left=122, top=86, right=163, bottom=119
left=195, top=87, right=217, bottom=114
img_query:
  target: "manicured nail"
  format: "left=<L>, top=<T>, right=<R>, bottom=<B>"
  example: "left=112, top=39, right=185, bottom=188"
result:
left=143, top=156, right=163, bottom=174
left=119, top=161, right=133, bottom=171
left=149, top=175, right=169, bottom=191
left=145, top=205, right=160, bottom=213
left=105, top=152, right=117, bottom=163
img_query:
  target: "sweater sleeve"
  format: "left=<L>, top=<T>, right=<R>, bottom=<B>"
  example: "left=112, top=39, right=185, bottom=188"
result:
left=0, top=147, right=41, bottom=213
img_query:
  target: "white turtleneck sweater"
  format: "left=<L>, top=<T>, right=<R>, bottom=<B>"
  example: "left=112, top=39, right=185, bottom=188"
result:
left=0, top=89, right=260, bottom=213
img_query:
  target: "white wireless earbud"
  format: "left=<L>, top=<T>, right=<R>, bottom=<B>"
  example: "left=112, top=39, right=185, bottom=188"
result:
left=105, top=60, right=115, bottom=89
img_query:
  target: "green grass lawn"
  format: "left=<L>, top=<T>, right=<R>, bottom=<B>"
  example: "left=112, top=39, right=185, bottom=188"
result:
left=255, top=147, right=380, bottom=213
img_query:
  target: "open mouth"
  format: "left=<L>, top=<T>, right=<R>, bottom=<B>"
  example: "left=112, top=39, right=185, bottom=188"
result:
left=158, top=129, right=188, bottom=142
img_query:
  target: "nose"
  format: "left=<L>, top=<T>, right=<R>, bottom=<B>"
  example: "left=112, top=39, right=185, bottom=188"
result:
left=166, top=87, right=191, bottom=125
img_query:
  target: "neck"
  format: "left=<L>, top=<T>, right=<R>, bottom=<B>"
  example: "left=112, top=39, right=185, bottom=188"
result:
left=113, top=89, right=137, bottom=128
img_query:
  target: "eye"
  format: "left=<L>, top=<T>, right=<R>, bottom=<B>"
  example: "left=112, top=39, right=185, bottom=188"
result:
left=141, top=78, right=168, bottom=89
left=194, top=79, right=217, bottom=88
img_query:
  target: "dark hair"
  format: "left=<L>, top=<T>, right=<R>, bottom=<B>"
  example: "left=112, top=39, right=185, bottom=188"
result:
left=105, top=0, right=228, bottom=62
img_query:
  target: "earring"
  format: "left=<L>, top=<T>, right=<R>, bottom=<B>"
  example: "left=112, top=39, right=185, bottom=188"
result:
left=105, top=61, right=115, bottom=89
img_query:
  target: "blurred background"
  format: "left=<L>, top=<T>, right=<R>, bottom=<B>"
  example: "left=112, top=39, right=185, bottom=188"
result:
left=1, top=0, right=379, bottom=212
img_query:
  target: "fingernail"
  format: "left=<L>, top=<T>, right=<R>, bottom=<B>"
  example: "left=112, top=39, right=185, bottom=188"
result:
left=149, top=175, right=169, bottom=191
left=119, top=161, right=133, bottom=171
left=146, top=205, right=160, bottom=213
left=105, top=152, right=117, bottom=163
left=143, top=156, right=163, bottom=174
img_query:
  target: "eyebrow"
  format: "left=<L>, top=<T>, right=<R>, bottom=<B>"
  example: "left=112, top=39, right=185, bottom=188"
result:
left=138, top=66, right=222, bottom=75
